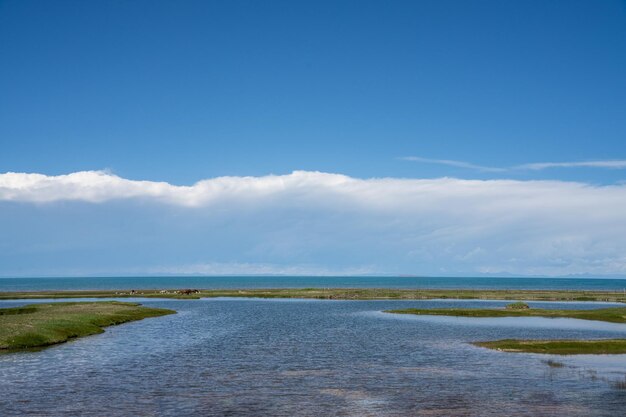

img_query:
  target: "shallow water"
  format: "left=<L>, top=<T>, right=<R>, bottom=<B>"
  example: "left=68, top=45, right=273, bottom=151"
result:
left=1, top=298, right=625, bottom=416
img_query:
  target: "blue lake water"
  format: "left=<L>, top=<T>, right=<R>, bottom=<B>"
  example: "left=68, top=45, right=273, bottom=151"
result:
left=2, top=275, right=626, bottom=291
left=1, top=298, right=625, bottom=416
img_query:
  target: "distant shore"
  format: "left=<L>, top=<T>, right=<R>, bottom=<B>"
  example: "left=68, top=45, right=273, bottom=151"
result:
left=1, top=288, right=625, bottom=303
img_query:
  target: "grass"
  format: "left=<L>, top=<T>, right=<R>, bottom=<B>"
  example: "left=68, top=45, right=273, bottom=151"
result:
left=474, top=339, right=626, bottom=355
left=387, top=305, right=626, bottom=355
left=0, top=301, right=175, bottom=352
left=0, top=288, right=625, bottom=303
left=385, top=306, right=626, bottom=323
left=506, top=301, right=529, bottom=310
left=541, top=359, right=565, bottom=368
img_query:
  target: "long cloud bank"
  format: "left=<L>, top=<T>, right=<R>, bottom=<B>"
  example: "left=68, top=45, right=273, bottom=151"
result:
left=1, top=170, right=626, bottom=276
left=2, top=170, right=625, bottom=208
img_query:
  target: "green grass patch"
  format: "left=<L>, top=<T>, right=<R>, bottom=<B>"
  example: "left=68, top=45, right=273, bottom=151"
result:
left=0, top=301, right=175, bottom=352
left=506, top=301, right=529, bottom=310
left=387, top=305, right=626, bottom=355
left=474, top=339, right=626, bottom=355
left=386, top=306, right=626, bottom=323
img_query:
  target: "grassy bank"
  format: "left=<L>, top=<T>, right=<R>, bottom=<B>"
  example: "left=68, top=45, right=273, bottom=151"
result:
left=0, top=301, right=175, bottom=352
left=388, top=305, right=626, bottom=354
left=474, top=339, right=626, bottom=355
left=386, top=306, right=626, bottom=323
left=0, top=288, right=625, bottom=303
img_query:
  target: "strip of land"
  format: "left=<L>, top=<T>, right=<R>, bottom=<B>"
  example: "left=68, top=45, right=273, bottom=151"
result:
left=386, top=306, right=626, bottom=323
left=0, top=301, right=175, bottom=352
left=387, top=305, right=626, bottom=354
left=474, top=339, right=626, bottom=355
left=0, top=288, right=625, bottom=303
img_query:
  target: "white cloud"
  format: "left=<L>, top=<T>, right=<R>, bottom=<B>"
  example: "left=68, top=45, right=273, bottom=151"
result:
left=0, top=170, right=355, bottom=206
left=2, top=170, right=626, bottom=276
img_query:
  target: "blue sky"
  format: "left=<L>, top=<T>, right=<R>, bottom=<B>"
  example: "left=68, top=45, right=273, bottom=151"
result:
left=1, top=1, right=626, bottom=277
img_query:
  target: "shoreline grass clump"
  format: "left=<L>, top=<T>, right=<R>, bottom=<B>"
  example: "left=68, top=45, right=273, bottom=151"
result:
left=0, top=301, right=175, bottom=352
left=612, top=378, right=626, bottom=390
left=542, top=359, right=565, bottom=368
left=506, top=301, right=530, bottom=310
left=474, top=339, right=626, bottom=355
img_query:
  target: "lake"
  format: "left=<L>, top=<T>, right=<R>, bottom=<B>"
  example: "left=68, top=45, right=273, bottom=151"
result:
left=2, top=276, right=626, bottom=291
left=1, top=298, right=625, bottom=416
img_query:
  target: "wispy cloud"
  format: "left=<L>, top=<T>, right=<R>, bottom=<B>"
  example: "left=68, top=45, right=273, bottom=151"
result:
left=402, top=156, right=626, bottom=172
left=399, top=156, right=504, bottom=172
left=515, top=160, right=626, bottom=170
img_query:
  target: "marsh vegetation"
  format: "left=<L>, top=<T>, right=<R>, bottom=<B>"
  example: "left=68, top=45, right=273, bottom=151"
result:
left=0, top=301, right=175, bottom=352
left=474, top=339, right=626, bottom=355
left=386, top=306, right=626, bottom=323
left=387, top=305, right=626, bottom=354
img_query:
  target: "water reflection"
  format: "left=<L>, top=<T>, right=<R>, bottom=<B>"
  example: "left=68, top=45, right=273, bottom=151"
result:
left=1, top=298, right=625, bottom=416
